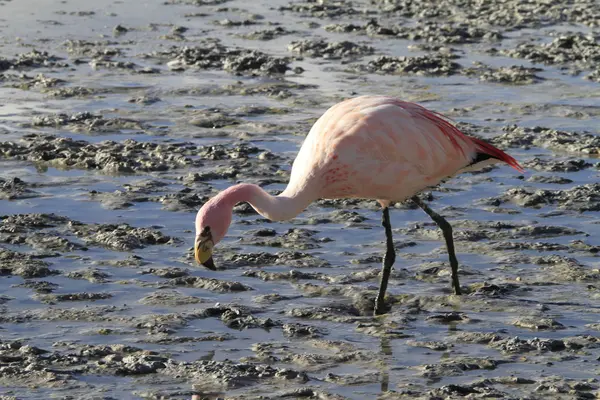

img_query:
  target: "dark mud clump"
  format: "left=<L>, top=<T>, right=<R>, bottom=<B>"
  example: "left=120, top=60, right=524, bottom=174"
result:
left=156, top=189, right=211, bottom=212
left=66, top=268, right=111, bottom=283
left=145, top=41, right=291, bottom=76
left=0, top=338, right=308, bottom=391
left=0, top=248, right=58, bottom=278
left=401, top=219, right=579, bottom=243
left=497, top=33, right=600, bottom=68
left=13, top=280, right=59, bottom=294
left=1, top=212, right=173, bottom=254
left=326, top=19, right=501, bottom=44
left=239, top=228, right=326, bottom=250
left=512, top=317, right=565, bottom=331
left=166, top=80, right=316, bottom=99
left=0, top=134, right=204, bottom=173
left=237, top=27, right=294, bottom=41
left=27, top=112, right=147, bottom=133
left=44, top=86, right=107, bottom=99
left=69, top=221, right=173, bottom=251
left=243, top=269, right=326, bottom=282
left=223, top=251, right=330, bottom=268
left=282, top=323, right=325, bottom=338
left=395, top=21, right=502, bottom=43
left=0, top=177, right=40, bottom=200
left=419, top=358, right=505, bottom=380
left=0, top=72, right=65, bottom=90
left=62, top=39, right=121, bottom=58
left=526, top=175, right=573, bottom=185
left=288, top=39, right=374, bottom=59
left=279, top=0, right=367, bottom=18
left=286, top=304, right=363, bottom=323
left=496, top=183, right=600, bottom=211
left=586, top=67, right=600, bottom=82
left=0, top=49, right=68, bottom=71
left=372, top=0, right=600, bottom=30
left=304, top=209, right=369, bottom=226
left=522, top=157, right=591, bottom=172
left=463, top=63, right=544, bottom=85
left=138, top=290, right=204, bottom=306
left=214, top=18, right=259, bottom=27
left=161, top=359, right=308, bottom=390
left=0, top=213, right=86, bottom=253
left=38, top=292, right=113, bottom=304
left=0, top=213, right=70, bottom=231
left=492, top=125, right=600, bottom=155
left=357, top=53, right=461, bottom=76
left=169, top=276, right=252, bottom=292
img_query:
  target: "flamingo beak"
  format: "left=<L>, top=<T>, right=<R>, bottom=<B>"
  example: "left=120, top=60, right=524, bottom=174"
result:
left=202, top=256, right=216, bottom=271
left=194, top=237, right=216, bottom=271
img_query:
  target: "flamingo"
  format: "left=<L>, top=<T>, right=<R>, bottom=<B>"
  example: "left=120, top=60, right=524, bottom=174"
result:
left=194, top=95, right=524, bottom=315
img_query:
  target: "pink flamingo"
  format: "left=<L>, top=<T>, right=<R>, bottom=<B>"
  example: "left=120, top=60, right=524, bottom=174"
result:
left=194, top=95, right=523, bottom=315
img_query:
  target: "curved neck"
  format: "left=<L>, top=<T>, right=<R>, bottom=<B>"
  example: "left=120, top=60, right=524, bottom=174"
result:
left=217, top=183, right=315, bottom=222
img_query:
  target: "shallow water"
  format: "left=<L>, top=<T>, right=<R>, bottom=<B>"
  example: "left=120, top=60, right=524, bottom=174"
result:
left=1, top=0, right=600, bottom=399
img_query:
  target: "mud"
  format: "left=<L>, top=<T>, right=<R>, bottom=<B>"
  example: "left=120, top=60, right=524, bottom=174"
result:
left=147, top=41, right=291, bottom=76
left=498, top=33, right=600, bottom=68
left=356, top=53, right=462, bottom=76
left=464, top=63, right=544, bottom=85
left=27, top=112, right=147, bottom=133
left=0, top=134, right=272, bottom=174
left=0, top=50, right=68, bottom=71
left=493, top=183, right=600, bottom=211
left=1, top=0, right=600, bottom=398
left=0, top=177, right=39, bottom=200
left=288, top=39, right=374, bottom=59
left=326, top=19, right=502, bottom=44
left=371, top=0, right=600, bottom=29
left=237, top=27, right=294, bottom=41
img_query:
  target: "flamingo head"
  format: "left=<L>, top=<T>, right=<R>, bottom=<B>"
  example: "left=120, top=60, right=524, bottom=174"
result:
left=194, top=195, right=233, bottom=271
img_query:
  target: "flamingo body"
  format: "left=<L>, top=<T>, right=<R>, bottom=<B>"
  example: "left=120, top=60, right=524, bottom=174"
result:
left=193, top=95, right=523, bottom=314
left=286, top=95, right=521, bottom=205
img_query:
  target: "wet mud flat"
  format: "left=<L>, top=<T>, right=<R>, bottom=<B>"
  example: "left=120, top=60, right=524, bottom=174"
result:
left=1, top=0, right=600, bottom=398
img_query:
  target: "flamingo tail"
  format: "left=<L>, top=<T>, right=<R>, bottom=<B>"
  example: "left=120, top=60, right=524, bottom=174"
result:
left=470, top=136, right=524, bottom=173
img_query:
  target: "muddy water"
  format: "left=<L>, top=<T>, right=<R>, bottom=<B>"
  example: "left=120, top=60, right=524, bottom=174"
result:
left=1, top=0, right=600, bottom=398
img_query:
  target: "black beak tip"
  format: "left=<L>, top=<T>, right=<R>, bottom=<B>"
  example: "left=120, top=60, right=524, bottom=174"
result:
left=201, top=257, right=217, bottom=271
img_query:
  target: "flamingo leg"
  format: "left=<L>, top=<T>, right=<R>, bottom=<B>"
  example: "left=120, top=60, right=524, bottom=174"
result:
left=411, top=196, right=462, bottom=295
left=374, top=206, right=395, bottom=316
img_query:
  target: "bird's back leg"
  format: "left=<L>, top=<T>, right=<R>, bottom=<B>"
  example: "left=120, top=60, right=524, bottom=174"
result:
left=374, top=206, right=396, bottom=315
left=411, top=196, right=462, bottom=295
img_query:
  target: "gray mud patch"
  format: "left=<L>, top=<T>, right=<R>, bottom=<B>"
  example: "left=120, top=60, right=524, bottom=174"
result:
left=0, top=134, right=270, bottom=174
left=0, top=177, right=40, bottom=200
left=353, top=53, right=462, bottom=76
left=371, top=0, right=600, bottom=29
left=144, top=40, right=291, bottom=76
left=26, top=112, right=148, bottom=134
left=326, top=19, right=502, bottom=44
left=463, top=63, right=544, bottom=85
left=236, top=27, right=294, bottom=41
left=0, top=49, right=68, bottom=71
left=492, top=124, right=600, bottom=155
left=496, top=33, right=600, bottom=70
left=288, top=39, right=374, bottom=59
left=494, top=183, right=600, bottom=211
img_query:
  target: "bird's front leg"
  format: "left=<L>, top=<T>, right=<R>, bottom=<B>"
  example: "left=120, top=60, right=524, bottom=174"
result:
left=411, top=196, right=462, bottom=295
left=374, top=206, right=396, bottom=316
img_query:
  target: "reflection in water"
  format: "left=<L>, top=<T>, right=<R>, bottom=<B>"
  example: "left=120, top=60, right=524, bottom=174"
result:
left=380, top=336, right=392, bottom=392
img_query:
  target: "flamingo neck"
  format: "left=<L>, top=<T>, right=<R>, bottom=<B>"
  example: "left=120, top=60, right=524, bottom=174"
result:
left=217, top=183, right=315, bottom=222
